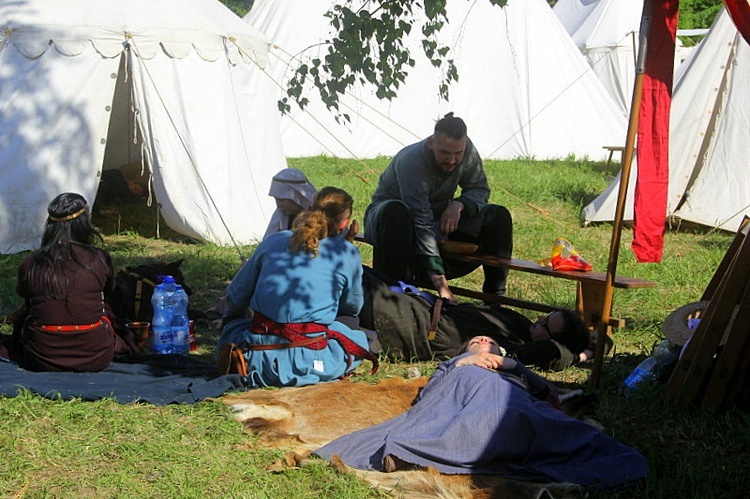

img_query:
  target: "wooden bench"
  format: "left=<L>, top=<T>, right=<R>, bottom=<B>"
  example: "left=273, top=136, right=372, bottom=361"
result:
left=442, top=252, right=657, bottom=330
left=354, top=235, right=658, bottom=330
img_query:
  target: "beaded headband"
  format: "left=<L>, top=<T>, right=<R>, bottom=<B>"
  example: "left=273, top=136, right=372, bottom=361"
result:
left=48, top=206, right=87, bottom=222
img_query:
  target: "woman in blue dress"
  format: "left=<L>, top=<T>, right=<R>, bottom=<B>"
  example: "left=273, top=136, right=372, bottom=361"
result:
left=315, top=335, right=648, bottom=490
left=217, top=187, right=376, bottom=388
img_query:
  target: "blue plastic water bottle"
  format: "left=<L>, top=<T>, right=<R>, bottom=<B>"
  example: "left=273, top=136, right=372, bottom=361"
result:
left=623, top=340, right=679, bottom=393
left=151, top=283, right=173, bottom=354
left=171, top=285, right=190, bottom=355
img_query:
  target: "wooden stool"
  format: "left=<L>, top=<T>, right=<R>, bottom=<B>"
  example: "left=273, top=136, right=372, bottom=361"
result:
left=603, top=146, right=626, bottom=173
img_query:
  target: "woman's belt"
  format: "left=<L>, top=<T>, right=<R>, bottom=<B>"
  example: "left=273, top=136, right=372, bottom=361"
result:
left=249, top=312, right=379, bottom=374
left=35, top=320, right=103, bottom=332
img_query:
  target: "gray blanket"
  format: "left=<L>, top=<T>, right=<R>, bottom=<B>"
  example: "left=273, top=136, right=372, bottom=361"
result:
left=0, top=354, right=246, bottom=405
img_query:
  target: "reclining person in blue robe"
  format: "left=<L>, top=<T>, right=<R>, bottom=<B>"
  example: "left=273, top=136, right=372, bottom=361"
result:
left=315, top=336, right=648, bottom=490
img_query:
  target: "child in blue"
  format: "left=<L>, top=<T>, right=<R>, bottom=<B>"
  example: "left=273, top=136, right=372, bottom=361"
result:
left=217, top=187, right=375, bottom=387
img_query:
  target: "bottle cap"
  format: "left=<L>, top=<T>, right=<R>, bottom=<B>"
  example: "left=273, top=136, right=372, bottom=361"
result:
left=160, top=275, right=176, bottom=283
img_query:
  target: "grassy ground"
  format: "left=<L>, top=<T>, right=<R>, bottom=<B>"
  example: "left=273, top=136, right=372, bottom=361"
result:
left=1, top=157, right=749, bottom=498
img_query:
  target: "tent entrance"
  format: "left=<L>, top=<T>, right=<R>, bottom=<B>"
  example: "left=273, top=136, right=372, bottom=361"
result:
left=91, top=51, right=169, bottom=238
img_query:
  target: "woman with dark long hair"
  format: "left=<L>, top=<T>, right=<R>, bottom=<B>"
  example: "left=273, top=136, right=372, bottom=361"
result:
left=217, top=186, right=377, bottom=387
left=11, top=192, right=131, bottom=371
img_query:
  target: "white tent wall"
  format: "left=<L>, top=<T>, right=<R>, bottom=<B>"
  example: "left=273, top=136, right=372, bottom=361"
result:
left=581, top=9, right=750, bottom=231
left=129, top=49, right=283, bottom=245
left=669, top=12, right=750, bottom=230
left=554, top=0, right=695, bottom=118
left=0, top=46, right=120, bottom=254
left=246, top=0, right=627, bottom=161
left=553, top=0, right=641, bottom=116
left=0, top=0, right=285, bottom=254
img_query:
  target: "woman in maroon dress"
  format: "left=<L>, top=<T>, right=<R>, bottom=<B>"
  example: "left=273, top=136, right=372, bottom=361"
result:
left=11, top=192, right=132, bottom=372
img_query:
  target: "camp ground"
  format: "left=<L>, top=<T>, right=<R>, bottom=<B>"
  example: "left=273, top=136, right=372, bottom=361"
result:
left=1, top=0, right=750, bottom=497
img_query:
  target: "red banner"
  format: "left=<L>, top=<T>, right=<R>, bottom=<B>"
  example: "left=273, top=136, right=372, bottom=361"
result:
left=724, top=0, right=750, bottom=45
left=632, top=0, right=679, bottom=263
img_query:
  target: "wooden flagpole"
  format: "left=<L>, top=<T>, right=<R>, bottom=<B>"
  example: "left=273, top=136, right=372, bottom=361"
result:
left=590, top=0, right=654, bottom=387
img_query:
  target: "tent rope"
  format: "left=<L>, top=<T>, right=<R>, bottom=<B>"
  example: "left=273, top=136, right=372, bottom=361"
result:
left=126, top=40, right=246, bottom=262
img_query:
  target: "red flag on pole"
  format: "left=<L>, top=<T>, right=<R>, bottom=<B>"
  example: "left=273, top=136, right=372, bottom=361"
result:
left=632, top=0, right=679, bottom=263
left=724, top=0, right=750, bottom=46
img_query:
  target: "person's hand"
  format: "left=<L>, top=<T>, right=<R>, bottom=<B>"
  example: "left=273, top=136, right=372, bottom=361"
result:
left=578, top=348, right=595, bottom=363
left=344, top=219, right=359, bottom=243
left=456, top=352, right=515, bottom=370
left=427, top=271, right=457, bottom=304
left=439, top=200, right=464, bottom=235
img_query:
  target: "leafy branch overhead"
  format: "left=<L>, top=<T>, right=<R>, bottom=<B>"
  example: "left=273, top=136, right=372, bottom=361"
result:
left=278, top=0, right=509, bottom=120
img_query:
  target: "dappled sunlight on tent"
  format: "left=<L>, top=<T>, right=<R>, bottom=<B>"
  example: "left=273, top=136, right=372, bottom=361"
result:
left=0, top=0, right=286, bottom=254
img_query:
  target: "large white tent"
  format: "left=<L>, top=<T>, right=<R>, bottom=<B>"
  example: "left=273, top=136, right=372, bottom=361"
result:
left=0, top=0, right=287, bottom=254
left=245, top=0, right=627, bottom=160
left=581, top=9, right=750, bottom=232
left=553, top=0, right=698, bottom=116
left=553, top=0, right=641, bottom=116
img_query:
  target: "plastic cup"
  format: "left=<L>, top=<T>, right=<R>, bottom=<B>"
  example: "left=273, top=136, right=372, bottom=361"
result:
left=125, top=321, right=151, bottom=350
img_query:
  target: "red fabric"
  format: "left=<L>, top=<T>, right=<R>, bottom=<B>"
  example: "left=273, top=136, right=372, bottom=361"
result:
left=632, top=0, right=679, bottom=263
left=250, top=312, right=379, bottom=374
left=724, top=0, right=750, bottom=46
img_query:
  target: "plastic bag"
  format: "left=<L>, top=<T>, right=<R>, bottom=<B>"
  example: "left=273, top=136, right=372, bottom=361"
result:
left=549, top=237, right=593, bottom=272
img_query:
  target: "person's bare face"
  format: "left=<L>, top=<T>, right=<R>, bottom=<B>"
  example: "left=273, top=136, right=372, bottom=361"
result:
left=275, top=198, right=303, bottom=216
left=465, top=336, right=501, bottom=355
left=428, top=133, right=467, bottom=173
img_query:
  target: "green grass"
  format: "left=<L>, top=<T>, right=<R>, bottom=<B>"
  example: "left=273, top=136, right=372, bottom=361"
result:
left=1, top=157, right=748, bottom=498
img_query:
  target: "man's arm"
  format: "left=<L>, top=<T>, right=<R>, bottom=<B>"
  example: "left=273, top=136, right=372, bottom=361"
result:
left=426, top=270, right=456, bottom=303
left=456, top=139, right=490, bottom=213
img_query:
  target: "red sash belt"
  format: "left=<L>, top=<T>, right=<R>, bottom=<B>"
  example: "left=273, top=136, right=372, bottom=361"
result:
left=249, top=312, right=379, bottom=374
left=36, top=320, right=103, bottom=332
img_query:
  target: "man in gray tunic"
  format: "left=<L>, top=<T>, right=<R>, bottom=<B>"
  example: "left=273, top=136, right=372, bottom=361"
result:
left=363, top=113, right=513, bottom=302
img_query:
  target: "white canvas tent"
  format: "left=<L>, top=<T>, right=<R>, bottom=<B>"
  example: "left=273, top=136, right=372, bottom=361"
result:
left=0, top=0, right=287, bottom=254
left=553, top=0, right=698, bottom=116
left=581, top=9, right=750, bottom=232
left=245, top=0, right=627, bottom=160
left=553, top=0, right=642, bottom=116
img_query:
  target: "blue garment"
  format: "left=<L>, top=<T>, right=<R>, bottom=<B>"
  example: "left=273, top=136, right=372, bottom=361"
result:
left=217, top=231, right=368, bottom=388
left=315, top=354, right=648, bottom=489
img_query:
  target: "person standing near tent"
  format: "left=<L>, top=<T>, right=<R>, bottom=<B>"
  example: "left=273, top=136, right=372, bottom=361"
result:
left=363, top=113, right=513, bottom=302
left=4, top=193, right=136, bottom=372
left=217, top=187, right=378, bottom=387
left=263, top=168, right=317, bottom=240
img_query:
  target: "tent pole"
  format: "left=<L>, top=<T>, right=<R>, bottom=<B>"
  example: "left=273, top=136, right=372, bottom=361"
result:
left=590, top=0, right=654, bottom=388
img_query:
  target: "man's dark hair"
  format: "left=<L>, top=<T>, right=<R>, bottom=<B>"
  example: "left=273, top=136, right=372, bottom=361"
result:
left=434, top=112, right=467, bottom=140
left=555, top=309, right=591, bottom=354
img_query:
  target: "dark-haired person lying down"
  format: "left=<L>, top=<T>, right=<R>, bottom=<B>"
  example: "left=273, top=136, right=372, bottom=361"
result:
left=359, top=265, right=592, bottom=370
left=315, top=336, right=648, bottom=490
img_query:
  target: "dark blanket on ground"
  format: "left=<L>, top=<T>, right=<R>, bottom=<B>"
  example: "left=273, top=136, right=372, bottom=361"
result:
left=0, top=354, right=246, bottom=405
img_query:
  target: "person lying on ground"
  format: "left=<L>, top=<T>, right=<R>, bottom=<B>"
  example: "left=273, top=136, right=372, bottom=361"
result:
left=478, top=307, right=591, bottom=371
left=217, top=187, right=377, bottom=387
left=358, top=264, right=590, bottom=370
left=314, top=335, right=648, bottom=490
